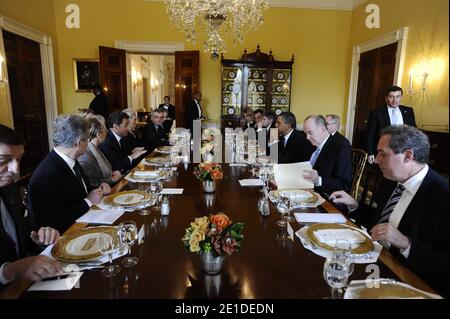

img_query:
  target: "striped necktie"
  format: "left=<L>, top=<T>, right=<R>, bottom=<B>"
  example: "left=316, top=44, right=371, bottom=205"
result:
left=309, top=147, right=320, bottom=167
left=377, top=183, right=406, bottom=224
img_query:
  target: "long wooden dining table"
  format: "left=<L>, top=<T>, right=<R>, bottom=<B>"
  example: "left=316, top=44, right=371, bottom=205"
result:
left=0, top=159, right=437, bottom=299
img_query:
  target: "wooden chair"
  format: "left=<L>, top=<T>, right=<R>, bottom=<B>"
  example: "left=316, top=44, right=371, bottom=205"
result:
left=350, top=148, right=368, bottom=201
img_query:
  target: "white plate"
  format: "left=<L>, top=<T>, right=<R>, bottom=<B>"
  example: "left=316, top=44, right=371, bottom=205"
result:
left=257, top=84, right=265, bottom=92
left=276, top=85, right=282, bottom=92
left=257, top=97, right=264, bottom=104
left=228, top=71, right=236, bottom=78
left=113, top=193, right=147, bottom=206
left=280, top=98, right=287, bottom=104
left=272, top=98, right=278, bottom=104
left=253, top=71, right=260, bottom=78
left=223, top=96, right=230, bottom=104
left=277, top=72, right=284, bottom=80
left=248, top=97, right=253, bottom=104
left=275, top=108, right=282, bottom=115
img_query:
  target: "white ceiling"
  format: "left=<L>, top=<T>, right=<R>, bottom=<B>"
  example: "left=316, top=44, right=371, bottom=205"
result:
left=144, top=0, right=369, bottom=11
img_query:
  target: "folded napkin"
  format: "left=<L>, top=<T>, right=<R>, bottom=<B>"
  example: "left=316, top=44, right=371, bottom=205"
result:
left=313, top=229, right=367, bottom=245
left=279, top=190, right=313, bottom=201
left=28, top=272, right=83, bottom=291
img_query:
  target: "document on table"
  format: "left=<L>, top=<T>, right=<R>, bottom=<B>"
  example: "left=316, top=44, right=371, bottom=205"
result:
left=273, top=162, right=314, bottom=189
left=294, top=213, right=347, bottom=224
left=28, top=272, right=83, bottom=291
left=76, top=209, right=124, bottom=225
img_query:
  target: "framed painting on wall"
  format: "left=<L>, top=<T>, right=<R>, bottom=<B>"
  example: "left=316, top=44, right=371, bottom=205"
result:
left=73, top=59, right=100, bottom=92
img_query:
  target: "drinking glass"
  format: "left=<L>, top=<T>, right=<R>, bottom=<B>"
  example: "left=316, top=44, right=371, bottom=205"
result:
left=118, top=221, right=139, bottom=267
left=275, top=196, right=288, bottom=227
left=99, top=234, right=121, bottom=277
left=322, top=239, right=354, bottom=298
left=138, top=184, right=151, bottom=216
left=150, top=180, right=163, bottom=211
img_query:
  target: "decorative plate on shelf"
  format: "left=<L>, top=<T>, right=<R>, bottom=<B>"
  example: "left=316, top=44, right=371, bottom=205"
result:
left=248, top=97, right=253, bottom=104
left=257, top=97, right=264, bottom=104
left=227, top=84, right=233, bottom=91
left=227, top=107, right=235, bottom=115
left=253, top=71, right=260, bottom=78
left=272, top=97, right=278, bottom=104
left=223, top=96, right=230, bottom=104
left=276, top=85, right=282, bottom=92
left=275, top=108, right=283, bottom=116
left=257, top=84, right=265, bottom=92
left=248, top=70, right=252, bottom=78
left=228, top=71, right=236, bottom=79
left=262, top=72, right=267, bottom=79
left=280, top=97, right=287, bottom=104
left=277, top=72, right=284, bottom=80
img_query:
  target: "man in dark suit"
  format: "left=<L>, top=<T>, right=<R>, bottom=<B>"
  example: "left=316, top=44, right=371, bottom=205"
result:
left=184, top=91, right=206, bottom=133
left=325, top=114, right=351, bottom=147
left=276, top=112, right=314, bottom=164
left=0, top=124, right=62, bottom=287
left=303, top=115, right=352, bottom=195
left=99, top=111, right=147, bottom=173
left=141, top=108, right=171, bottom=153
left=28, top=115, right=112, bottom=233
left=159, top=96, right=176, bottom=132
left=331, top=125, right=448, bottom=296
left=366, top=86, right=416, bottom=164
left=88, top=83, right=109, bottom=122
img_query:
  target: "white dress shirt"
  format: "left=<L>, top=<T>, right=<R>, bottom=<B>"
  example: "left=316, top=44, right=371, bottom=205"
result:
left=384, top=165, right=429, bottom=257
left=387, top=106, right=404, bottom=125
left=282, top=129, right=294, bottom=146
left=53, top=148, right=92, bottom=207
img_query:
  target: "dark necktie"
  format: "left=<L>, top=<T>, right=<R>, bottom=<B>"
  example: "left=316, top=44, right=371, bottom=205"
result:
left=279, top=135, right=286, bottom=150
left=73, top=160, right=87, bottom=194
left=377, top=183, right=406, bottom=224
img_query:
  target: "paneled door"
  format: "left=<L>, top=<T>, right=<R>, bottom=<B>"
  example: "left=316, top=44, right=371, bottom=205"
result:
left=99, top=46, right=127, bottom=113
left=3, top=30, right=49, bottom=175
left=352, top=42, right=397, bottom=150
left=175, top=51, right=199, bottom=129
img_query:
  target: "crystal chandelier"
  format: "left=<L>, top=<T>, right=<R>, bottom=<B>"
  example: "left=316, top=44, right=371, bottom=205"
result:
left=165, top=0, right=269, bottom=60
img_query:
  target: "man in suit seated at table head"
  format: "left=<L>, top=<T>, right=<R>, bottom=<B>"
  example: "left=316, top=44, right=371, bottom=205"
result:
left=28, top=115, right=112, bottom=233
left=366, top=85, right=416, bottom=164
left=141, top=108, right=171, bottom=153
left=276, top=112, right=314, bottom=164
left=303, top=115, right=352, bottom=195
left=159, top=96, right=176, bottom=132
left=330, top=125, right=448, bottom=296
left=99, top=111, right=147, bottom=173
left=325, top=114, right=351, bottom=147
left=0, top=124, right=63, bottom=287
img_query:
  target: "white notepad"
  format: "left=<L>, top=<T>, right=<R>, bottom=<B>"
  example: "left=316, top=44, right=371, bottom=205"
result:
left=76, top=209, right=124, bottom=225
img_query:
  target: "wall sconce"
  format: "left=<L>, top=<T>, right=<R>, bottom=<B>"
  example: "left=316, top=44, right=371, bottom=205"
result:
left=132, top=69, right=142, bottom=91
left=409, top=58, right=446, bottom=96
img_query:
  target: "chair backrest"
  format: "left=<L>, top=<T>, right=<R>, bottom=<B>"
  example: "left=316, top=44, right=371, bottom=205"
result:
left=350, top=148, right=368, bottom=200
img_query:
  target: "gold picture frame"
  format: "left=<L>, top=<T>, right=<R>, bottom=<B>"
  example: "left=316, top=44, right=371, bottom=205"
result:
left=73, top=58, right=99, bottom=92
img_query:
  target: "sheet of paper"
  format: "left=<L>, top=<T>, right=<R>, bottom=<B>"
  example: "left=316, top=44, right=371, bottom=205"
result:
left=239, top=179, right=264, bottom=187
left=294, top=213, right=347, bottom=224
left=273, top=162, right=314, bottom=189
left=287, top=223, right=294, bottom=241
left=161, top=188, right=184, bottom=195
left=76, top=209, right=124, bottom=225
left=28, top=272, right=83, bottom=291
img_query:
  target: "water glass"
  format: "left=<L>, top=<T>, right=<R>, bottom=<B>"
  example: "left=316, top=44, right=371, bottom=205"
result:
left=118, top=221, right=139, bottom=267
left=99, top=234, right=121, bottom=277
left=150, top=180, right=163, bottom=211
left=275, top=196, right=289, bottom=227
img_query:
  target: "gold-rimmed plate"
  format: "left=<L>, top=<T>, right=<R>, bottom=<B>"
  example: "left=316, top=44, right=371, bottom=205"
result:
left=104, top=190, right=151, bottom=206
left=273, top=189, right=318, bottom=204
left=143, top=157, right=172, bottom=165
left=155, top=146, right=172, bottom=154
left=345, top=279, right=442, bottom=299
left=51, top=226, right=119, bottom=263
left=131, top=170, right=170, bottom=180
left=306, top=223, right=374, bottom=254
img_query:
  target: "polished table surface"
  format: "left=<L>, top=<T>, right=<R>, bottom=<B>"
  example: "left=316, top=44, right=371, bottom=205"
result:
left=1, top=161, right=436, bottom=299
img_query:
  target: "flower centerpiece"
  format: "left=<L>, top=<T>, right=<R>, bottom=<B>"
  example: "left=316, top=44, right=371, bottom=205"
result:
left=193, top=162, right=224, bottom=193
left=201, top=128, right=220, bottom=162
left=182, top=213, right=244, bottom=274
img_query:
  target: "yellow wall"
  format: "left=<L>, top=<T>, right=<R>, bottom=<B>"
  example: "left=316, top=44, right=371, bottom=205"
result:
left=349, top=0, right=449, bottom=131
left=2, top=0, right=447, bottom=132
left=50, top=0, right=352, bottom=125
left=0, top=0, right=60, bottom=126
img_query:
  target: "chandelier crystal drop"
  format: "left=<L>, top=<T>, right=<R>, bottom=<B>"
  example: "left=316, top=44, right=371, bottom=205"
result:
left=165, top=0, right=269, bottom=60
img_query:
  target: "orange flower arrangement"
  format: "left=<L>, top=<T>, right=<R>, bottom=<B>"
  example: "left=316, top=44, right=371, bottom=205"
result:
left=182, top=213, right=244, bottom=256
left=193, top=162, right=224, bottom=181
